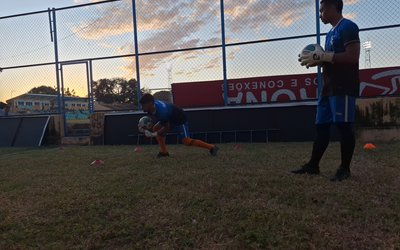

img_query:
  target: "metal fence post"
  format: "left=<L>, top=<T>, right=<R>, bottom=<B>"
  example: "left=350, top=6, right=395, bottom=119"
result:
left=51, top=8, right=67, bottom=136
left=220, top=0, right=228, bottom=106
left=50, top=8, right=62, bottom=115
left=85, top=62, right=93, bottom=114
left=132, top=0, right=141, bottom=108
left=316, top=0, right=323, bottom=97
left=89, top=60, right=94, bottom=113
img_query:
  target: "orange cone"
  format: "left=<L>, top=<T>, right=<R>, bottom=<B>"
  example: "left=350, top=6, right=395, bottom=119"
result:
left=134, top=147, right=143, bottom=153
left=90, top=160, right=104, bottom=166
left=363, top=143, right=376, bottom=150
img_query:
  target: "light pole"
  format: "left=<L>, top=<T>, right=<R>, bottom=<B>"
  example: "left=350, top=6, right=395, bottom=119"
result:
left=362, top=40, right=372, bottom=68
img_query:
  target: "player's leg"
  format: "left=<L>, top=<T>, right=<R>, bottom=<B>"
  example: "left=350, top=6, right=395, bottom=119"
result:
left=292, top=97, right=332, bottom=174
left=153, top=122, right=169, bottom=157
left=176, top=123, right=219, bottom=156
left=308, top=123, right=331, bottom=167
left=330, top=95, right=356, bottom=181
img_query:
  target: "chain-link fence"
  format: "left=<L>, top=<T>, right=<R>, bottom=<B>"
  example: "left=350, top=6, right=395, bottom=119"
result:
left=1, top=0, right=399, bottom=117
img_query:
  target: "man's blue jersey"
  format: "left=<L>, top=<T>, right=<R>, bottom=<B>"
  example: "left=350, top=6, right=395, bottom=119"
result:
left=322, top=18, right=360, bottom=97
left=152, top=100, right=187, bottom=126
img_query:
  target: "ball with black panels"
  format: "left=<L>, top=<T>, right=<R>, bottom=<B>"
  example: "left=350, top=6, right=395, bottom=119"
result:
left=138, top=116, right=153, bottom=133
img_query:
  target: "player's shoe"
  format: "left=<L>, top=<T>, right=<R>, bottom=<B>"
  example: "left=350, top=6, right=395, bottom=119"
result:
left=157, top=152, right=170, bottom=158
left=209, top=146, right=219, bottom=156
left=291, top=164, right=320, bottom=175
left=330, top=167, right=350, bottom=182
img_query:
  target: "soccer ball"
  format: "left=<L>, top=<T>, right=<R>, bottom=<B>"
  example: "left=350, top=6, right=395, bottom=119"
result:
left=300, top=44, right=318, bottom=57
left=138, top=116, right=153, bottom=133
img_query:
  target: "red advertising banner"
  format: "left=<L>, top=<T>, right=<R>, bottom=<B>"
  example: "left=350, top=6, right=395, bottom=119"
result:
left=359, top=67, right=400, bottom=97
left=172, top=66, right=400, bottom=108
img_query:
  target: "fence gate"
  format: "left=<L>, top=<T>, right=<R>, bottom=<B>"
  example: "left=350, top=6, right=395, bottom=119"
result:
left=59, top=61, right=94, bottom=137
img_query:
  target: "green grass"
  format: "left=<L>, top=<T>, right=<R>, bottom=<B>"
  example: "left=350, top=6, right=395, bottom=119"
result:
left=0, top=142, right=399, bottom=249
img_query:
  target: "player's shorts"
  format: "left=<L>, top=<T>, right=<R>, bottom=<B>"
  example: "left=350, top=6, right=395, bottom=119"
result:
left=171, top=122, right=191, bottom=139
left=316, top=95, right=356, bottom=124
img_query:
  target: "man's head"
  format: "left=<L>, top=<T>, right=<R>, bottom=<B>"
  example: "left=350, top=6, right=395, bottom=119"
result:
left=320, top=0, right=343, bottom=24
left=139, top=93, right=155, bottom=113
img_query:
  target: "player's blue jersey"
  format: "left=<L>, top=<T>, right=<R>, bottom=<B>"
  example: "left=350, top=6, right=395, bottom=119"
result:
left=325, top=18, right=359, bottom=53
left=152, top=100, right=187, bottom=125
left=322, top=18, right=360, bottom=97
left=153, top=100, right=173, bottom=122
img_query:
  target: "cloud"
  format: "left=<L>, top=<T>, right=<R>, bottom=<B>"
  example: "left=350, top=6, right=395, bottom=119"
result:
left=343, top=13, right=357, bottom=19
left=70, top=1, right=133, bottom=40
left=186, top=56, right=221, bottom=76
left=70, top=0, right=316, bottom=76
left=98, top=42, right=115, bottom=49
left=71, top=0, right=196, bottom=40
left=224, top=0, right=312, bottom=32
left=343, top=0, right=359, bottom=20
left=95, top=0, right=222, bottom=74
left=344, top=0, right=359, bottom=5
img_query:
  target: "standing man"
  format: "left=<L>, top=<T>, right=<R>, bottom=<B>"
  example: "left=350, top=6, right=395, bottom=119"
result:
left=293, top=0, right=360, bottom=181
left=140, top=93, right=219, bottom=158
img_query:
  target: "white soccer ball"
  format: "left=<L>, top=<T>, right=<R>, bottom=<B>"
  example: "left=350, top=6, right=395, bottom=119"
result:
left=300, top=44, right=318, bottom=57
left=138, top=116, right=153, bottom=133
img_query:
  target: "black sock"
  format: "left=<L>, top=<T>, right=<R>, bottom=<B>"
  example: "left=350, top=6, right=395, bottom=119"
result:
left=336, top=123, right=355, bottom=170
left=308, top=123, right=331, bottom=168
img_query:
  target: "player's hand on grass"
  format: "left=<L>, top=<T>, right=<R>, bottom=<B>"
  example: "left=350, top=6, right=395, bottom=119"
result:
left=144, top=130, right=158, bottom=138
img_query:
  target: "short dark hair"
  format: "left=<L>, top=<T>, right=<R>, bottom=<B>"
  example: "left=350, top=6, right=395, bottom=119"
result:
left=321, top=0, right=343, bottom=13
left=139, top=93, right=154, bottom=105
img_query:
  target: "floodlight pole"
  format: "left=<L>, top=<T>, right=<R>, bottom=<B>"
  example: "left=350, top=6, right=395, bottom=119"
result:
left=220, top=0, right=229, bottom=106
left=132, top=0, right=141, bottom=109
left=363, top=41, right=372, bottom=68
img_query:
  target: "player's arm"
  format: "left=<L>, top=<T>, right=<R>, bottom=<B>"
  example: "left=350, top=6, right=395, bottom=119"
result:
left=331, top=42, right=360, bottom=64
left=144, top=121, right=170, bottom=137
left=153, top=121, right=170, bottom=135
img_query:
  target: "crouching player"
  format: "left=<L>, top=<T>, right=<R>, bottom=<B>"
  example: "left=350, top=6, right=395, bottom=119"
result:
left=139, top=93, right=219, bottom=157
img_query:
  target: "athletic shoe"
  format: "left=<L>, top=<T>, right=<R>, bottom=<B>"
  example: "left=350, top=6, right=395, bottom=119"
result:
left=210, top=146, right=219, bottom=156
left=157, top=152, right=170, bottom=158
left=291, top=164, right=320, bottom=175
left=330, top=167, right=351, bottom=182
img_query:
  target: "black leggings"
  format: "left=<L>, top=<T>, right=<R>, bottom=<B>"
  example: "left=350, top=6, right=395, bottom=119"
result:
left=308, top=123, right=355, bottom=169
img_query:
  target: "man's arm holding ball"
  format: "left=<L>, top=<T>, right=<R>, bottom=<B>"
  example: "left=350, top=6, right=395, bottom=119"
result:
left=299, top=43, right=360, bottom=68
left=144, top=121, right=170, bottom=138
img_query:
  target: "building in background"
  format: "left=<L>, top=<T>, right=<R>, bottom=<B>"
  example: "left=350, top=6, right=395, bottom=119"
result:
left=6, top=93, right=89, bottom=114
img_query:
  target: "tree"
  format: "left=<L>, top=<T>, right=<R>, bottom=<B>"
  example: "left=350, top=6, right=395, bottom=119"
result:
left=92, top=78, right=147, bottom=104
left=28, top=85, right=77, bottom=97
left=28, top=85, right=57, bottom=95
left=64, top=87, right=76, bottom=97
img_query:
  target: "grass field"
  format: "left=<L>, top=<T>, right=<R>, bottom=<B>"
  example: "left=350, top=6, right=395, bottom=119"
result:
left=0, top=142, right=399, bottom=249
